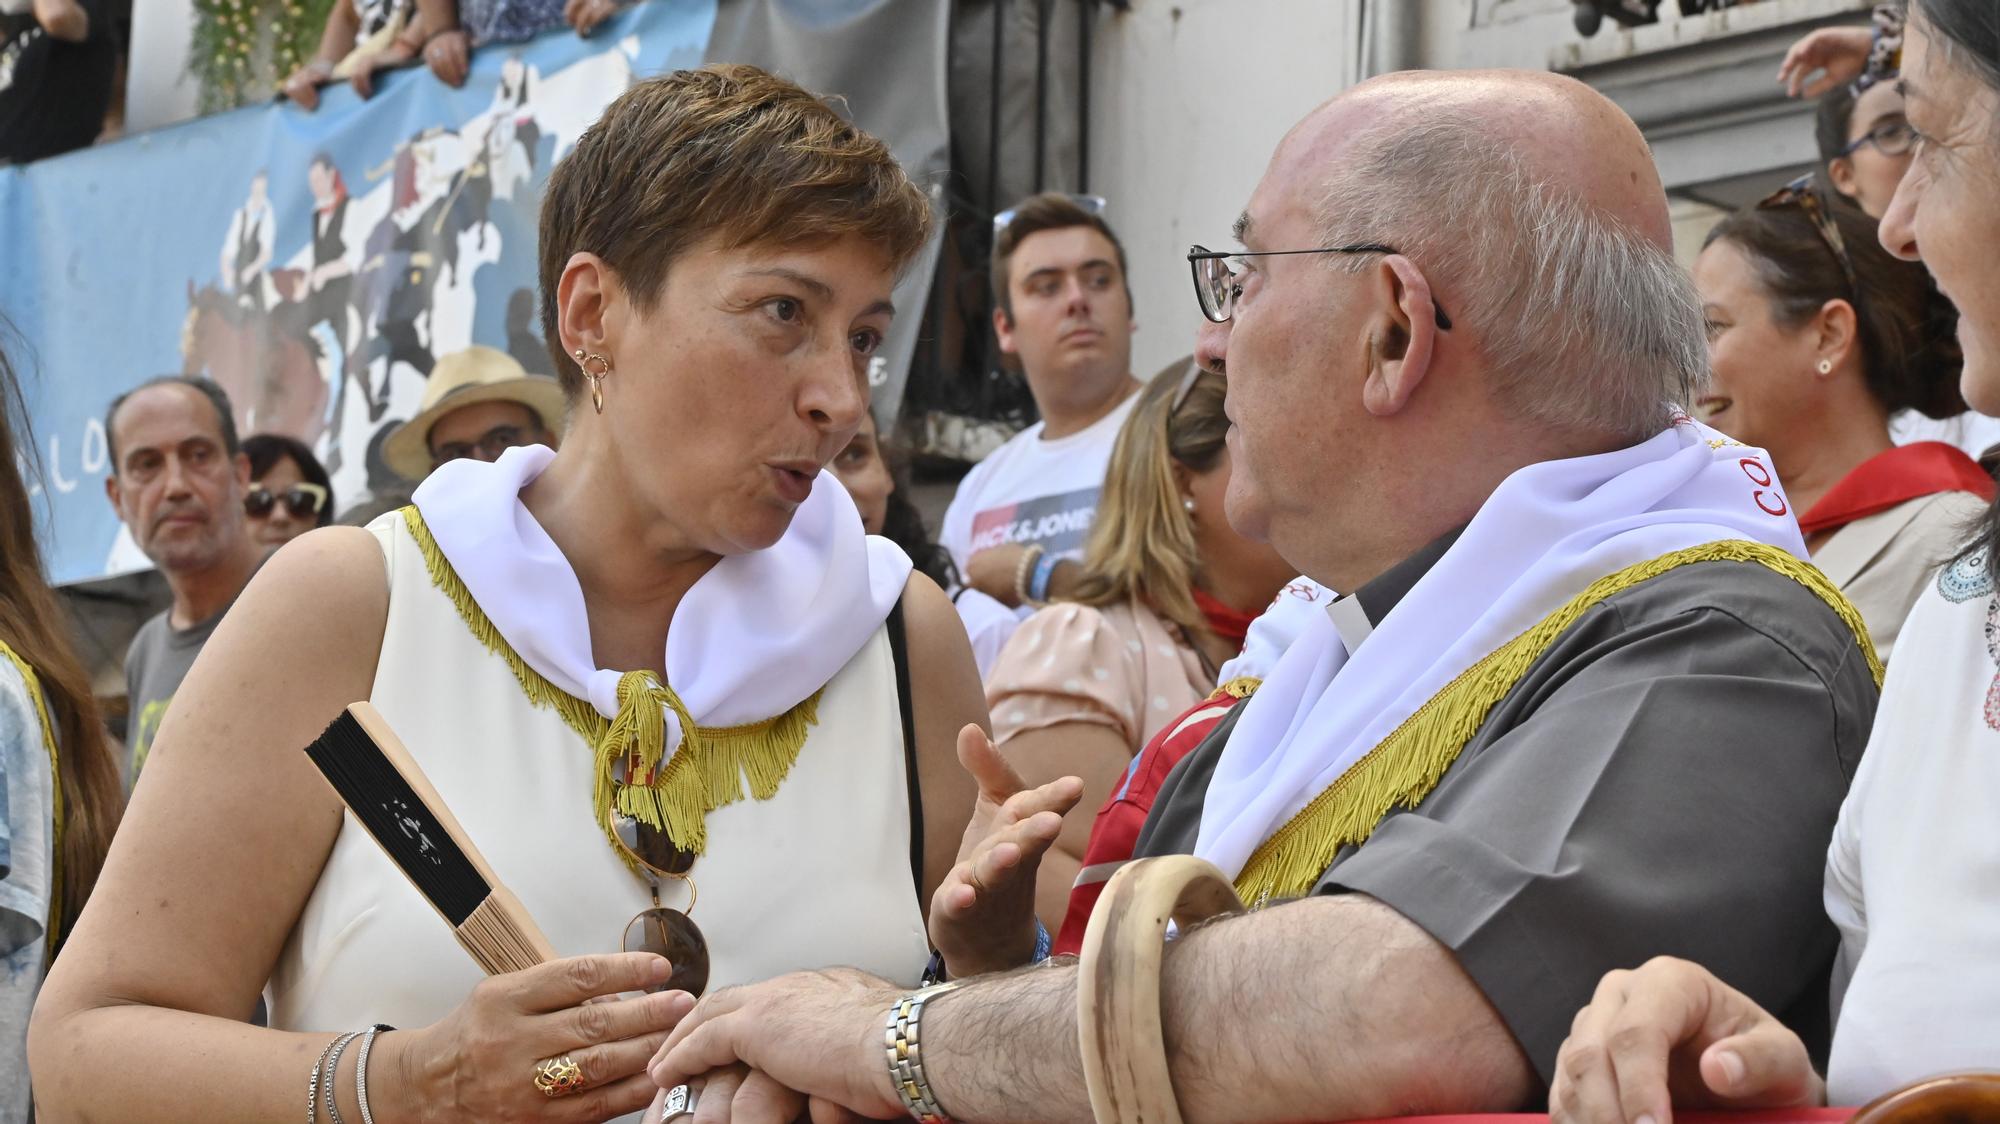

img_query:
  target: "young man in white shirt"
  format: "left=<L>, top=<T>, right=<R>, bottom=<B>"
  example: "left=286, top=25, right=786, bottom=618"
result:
left=941, top=193, right=1143, bottom=668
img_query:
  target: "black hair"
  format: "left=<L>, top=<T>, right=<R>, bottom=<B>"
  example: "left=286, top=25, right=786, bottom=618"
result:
left=242, top=432, right=335, bottom=527
left=1815, top=84, right=1859, bottom=169
left=1704, top=195, right=1964, bottom=419
left=104, top=375, right=240, bottom=473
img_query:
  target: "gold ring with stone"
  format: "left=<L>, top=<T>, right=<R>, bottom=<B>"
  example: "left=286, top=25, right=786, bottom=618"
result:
left=533, top=1054, right=587, bottom=1098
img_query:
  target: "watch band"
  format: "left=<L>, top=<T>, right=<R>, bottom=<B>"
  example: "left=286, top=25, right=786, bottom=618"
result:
left=885, top=981, right=965, bottom=1123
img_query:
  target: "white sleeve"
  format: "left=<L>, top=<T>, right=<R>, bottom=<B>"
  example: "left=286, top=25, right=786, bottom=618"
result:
left=1823, top=766, right=1869, bottom=1026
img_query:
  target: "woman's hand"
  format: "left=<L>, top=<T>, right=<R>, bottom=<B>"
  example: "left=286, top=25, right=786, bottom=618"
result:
left=423, top=29, right=471, bottom=88
left=379, top=951, right=697, bottom=1123
left=1550, top=956, right=1824, bottom=1124
left=349, top=37, right=419, bottom=100
left=566, top=0, right=619, bottom=37
left=930, top=724, right=1081, bottom=978
left=1777, top=26, right=1874, bottom=98
left=282, top=59, right=335, bottom=110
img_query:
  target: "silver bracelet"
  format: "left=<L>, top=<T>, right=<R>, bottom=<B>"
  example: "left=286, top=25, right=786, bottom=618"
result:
left=317, top=1031, right=363, bottom=1124
left=307, top=1035, right=344, bottom=1124
left=355, top=1024, right=393, bottom=1124
left=885, top=981, right=964, bottom=1123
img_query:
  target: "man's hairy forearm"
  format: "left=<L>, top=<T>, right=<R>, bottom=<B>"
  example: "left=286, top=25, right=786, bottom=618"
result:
left=925, top=894, right=1533, bottom=1124
left=927, top=964, right=1090, bottom=1124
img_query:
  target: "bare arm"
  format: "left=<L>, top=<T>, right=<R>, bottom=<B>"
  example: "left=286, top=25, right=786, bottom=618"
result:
left=655, top=892, right=1535, bottom=1123
left=926, top=893, right=1534, bottom=1123
left=901, top=573, right=987, bottom=911
left=28, top=529, right=388, bottom=1120
left=30, top=529, right=691, bottom=1122
left=995, top=722, right=1130, bottom=926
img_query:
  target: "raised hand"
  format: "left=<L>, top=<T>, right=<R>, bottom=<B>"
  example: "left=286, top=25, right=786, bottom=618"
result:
left=1777, top=26, right=1874, bottom=98
left=1550, top=956, right=1823, bottom=1124
left=932, top=723, right=1082, bottom=978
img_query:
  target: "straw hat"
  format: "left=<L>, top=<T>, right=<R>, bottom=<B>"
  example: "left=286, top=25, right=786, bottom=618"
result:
left=381, top=346, right=570, bottom=481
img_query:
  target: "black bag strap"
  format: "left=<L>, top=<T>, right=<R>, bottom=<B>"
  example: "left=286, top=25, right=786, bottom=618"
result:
left=886, top=601, right=924, bottom=898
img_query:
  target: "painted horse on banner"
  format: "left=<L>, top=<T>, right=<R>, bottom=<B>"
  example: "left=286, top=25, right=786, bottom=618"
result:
left=181, top=278, right=330, bottom=445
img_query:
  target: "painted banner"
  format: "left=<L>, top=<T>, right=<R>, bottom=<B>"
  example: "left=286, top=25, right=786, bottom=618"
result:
left=1, top=0, right=949, bottom=587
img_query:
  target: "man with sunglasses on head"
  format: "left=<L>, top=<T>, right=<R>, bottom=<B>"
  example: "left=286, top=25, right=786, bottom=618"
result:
left=380, top=344, right=565, bottom=483
left=940, top=192, right=1142, bottom=673
left=103, top=375, right=268, bottom=783
left=641, top=70, right=1882, bottom=1124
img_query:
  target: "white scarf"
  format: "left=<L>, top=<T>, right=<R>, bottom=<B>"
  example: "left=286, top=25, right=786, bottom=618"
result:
left=412, top=445, right=912, bottom=761
left=1194, top=419, right=1809, bottom=883
left=1215, top=577, right=1334, bottom=687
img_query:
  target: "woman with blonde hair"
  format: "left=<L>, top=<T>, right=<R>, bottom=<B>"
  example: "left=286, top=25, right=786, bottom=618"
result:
left=984, top=358, right=1294, bottom=926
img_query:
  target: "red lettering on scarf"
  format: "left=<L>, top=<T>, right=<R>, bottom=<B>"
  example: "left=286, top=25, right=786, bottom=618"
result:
left=1739, top=458, right=1789, bottom=516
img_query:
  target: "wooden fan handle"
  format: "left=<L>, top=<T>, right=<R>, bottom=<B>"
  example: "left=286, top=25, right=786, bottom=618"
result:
left=1076, top=856, right=1245, bottom=1124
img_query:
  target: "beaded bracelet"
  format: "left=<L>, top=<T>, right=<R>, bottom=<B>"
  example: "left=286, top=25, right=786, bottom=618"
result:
left=313, top=1031, right=363, bottom=1124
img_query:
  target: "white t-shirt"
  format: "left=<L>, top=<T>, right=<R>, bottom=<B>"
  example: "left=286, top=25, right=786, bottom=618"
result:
left=1890, top=408, right=2000, bottom=461
left=1822, top=545, right=2000, bottom=1105
left=940, top=394, right=1139, bottom=670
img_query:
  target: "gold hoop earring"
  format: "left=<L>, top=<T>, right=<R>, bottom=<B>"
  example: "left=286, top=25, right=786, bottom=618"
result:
left=573, top=347, right=612, bottom=414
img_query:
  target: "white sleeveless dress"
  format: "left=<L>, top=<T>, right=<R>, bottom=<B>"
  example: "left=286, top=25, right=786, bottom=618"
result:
left=267, top=514, right=929, bottom=1069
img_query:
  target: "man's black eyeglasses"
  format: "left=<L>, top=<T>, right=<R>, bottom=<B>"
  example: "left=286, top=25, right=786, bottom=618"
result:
left=1840, top=118, right=1916, bottom=158
left=1188, top=244, right=1453, bottom=329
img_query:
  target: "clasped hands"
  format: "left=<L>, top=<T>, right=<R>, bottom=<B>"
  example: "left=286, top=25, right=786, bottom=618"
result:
left=634, top=724, right=1082, bottom=1123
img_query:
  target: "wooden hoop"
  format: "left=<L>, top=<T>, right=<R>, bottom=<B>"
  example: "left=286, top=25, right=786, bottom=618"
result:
left=1076, top=856, right=1245, bottom=1124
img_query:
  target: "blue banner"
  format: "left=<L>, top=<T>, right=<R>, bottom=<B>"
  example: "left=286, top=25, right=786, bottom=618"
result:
left=1, top=1, right=716, bottom=585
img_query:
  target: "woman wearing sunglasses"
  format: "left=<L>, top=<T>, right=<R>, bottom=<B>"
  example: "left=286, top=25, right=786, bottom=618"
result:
left=1690, top=183, right=1990, bottom=661
left=30, top=66, right=982, bottom=1124
left=241, top=433, right=335, bottom=548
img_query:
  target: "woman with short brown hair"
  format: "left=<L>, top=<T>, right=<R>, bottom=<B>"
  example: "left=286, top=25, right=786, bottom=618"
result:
left=30, top=65, right=982, bottom=1123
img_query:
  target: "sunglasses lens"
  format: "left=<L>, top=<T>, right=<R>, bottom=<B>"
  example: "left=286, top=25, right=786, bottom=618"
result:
left=624, top=907, right=709, bottom=996
left=244, top=491, right=273, bottom=518
left=284, top=491, right=318, bottom=518
left=614, top=815, right=697, bottom=876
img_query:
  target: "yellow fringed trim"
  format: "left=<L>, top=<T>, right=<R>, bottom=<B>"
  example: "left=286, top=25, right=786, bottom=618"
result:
left=1218, top=676, right=1262, bottom=700
left=0, top=640, right=65, bottom=952
left=400, top=507, right=822, bottom=866
left=1232, top=541, right=1881, bottom=906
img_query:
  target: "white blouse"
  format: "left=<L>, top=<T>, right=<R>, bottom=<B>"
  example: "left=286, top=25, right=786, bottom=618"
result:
left=1823, top=545, right=2000, bottom=1103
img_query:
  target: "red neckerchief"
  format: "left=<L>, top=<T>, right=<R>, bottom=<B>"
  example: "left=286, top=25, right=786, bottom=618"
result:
left=1797, top=441, right=1996, bottom=536
left=1192, top=588, right=1256, bottom=648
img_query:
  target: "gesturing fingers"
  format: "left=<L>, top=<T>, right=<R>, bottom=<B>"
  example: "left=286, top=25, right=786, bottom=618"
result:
left=957, top=723, right=1025, bottom=806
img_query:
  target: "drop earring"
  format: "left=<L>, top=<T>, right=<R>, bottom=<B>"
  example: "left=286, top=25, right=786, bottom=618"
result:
left=573, top=347, right=613, bottom=413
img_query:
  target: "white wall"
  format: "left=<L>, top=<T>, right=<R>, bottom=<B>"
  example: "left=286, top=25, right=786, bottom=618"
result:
left=1085, top=0, right=1365, bottom=381
left=127, top=0, right=202, bottom=133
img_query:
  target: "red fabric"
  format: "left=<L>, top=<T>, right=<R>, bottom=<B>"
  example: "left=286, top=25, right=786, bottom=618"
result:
left=1052, top=687, right=1240, bottom=956
left=1797, top=441, right=1994, bottom=536
left=1193, top=588, right=1256, bottom=647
